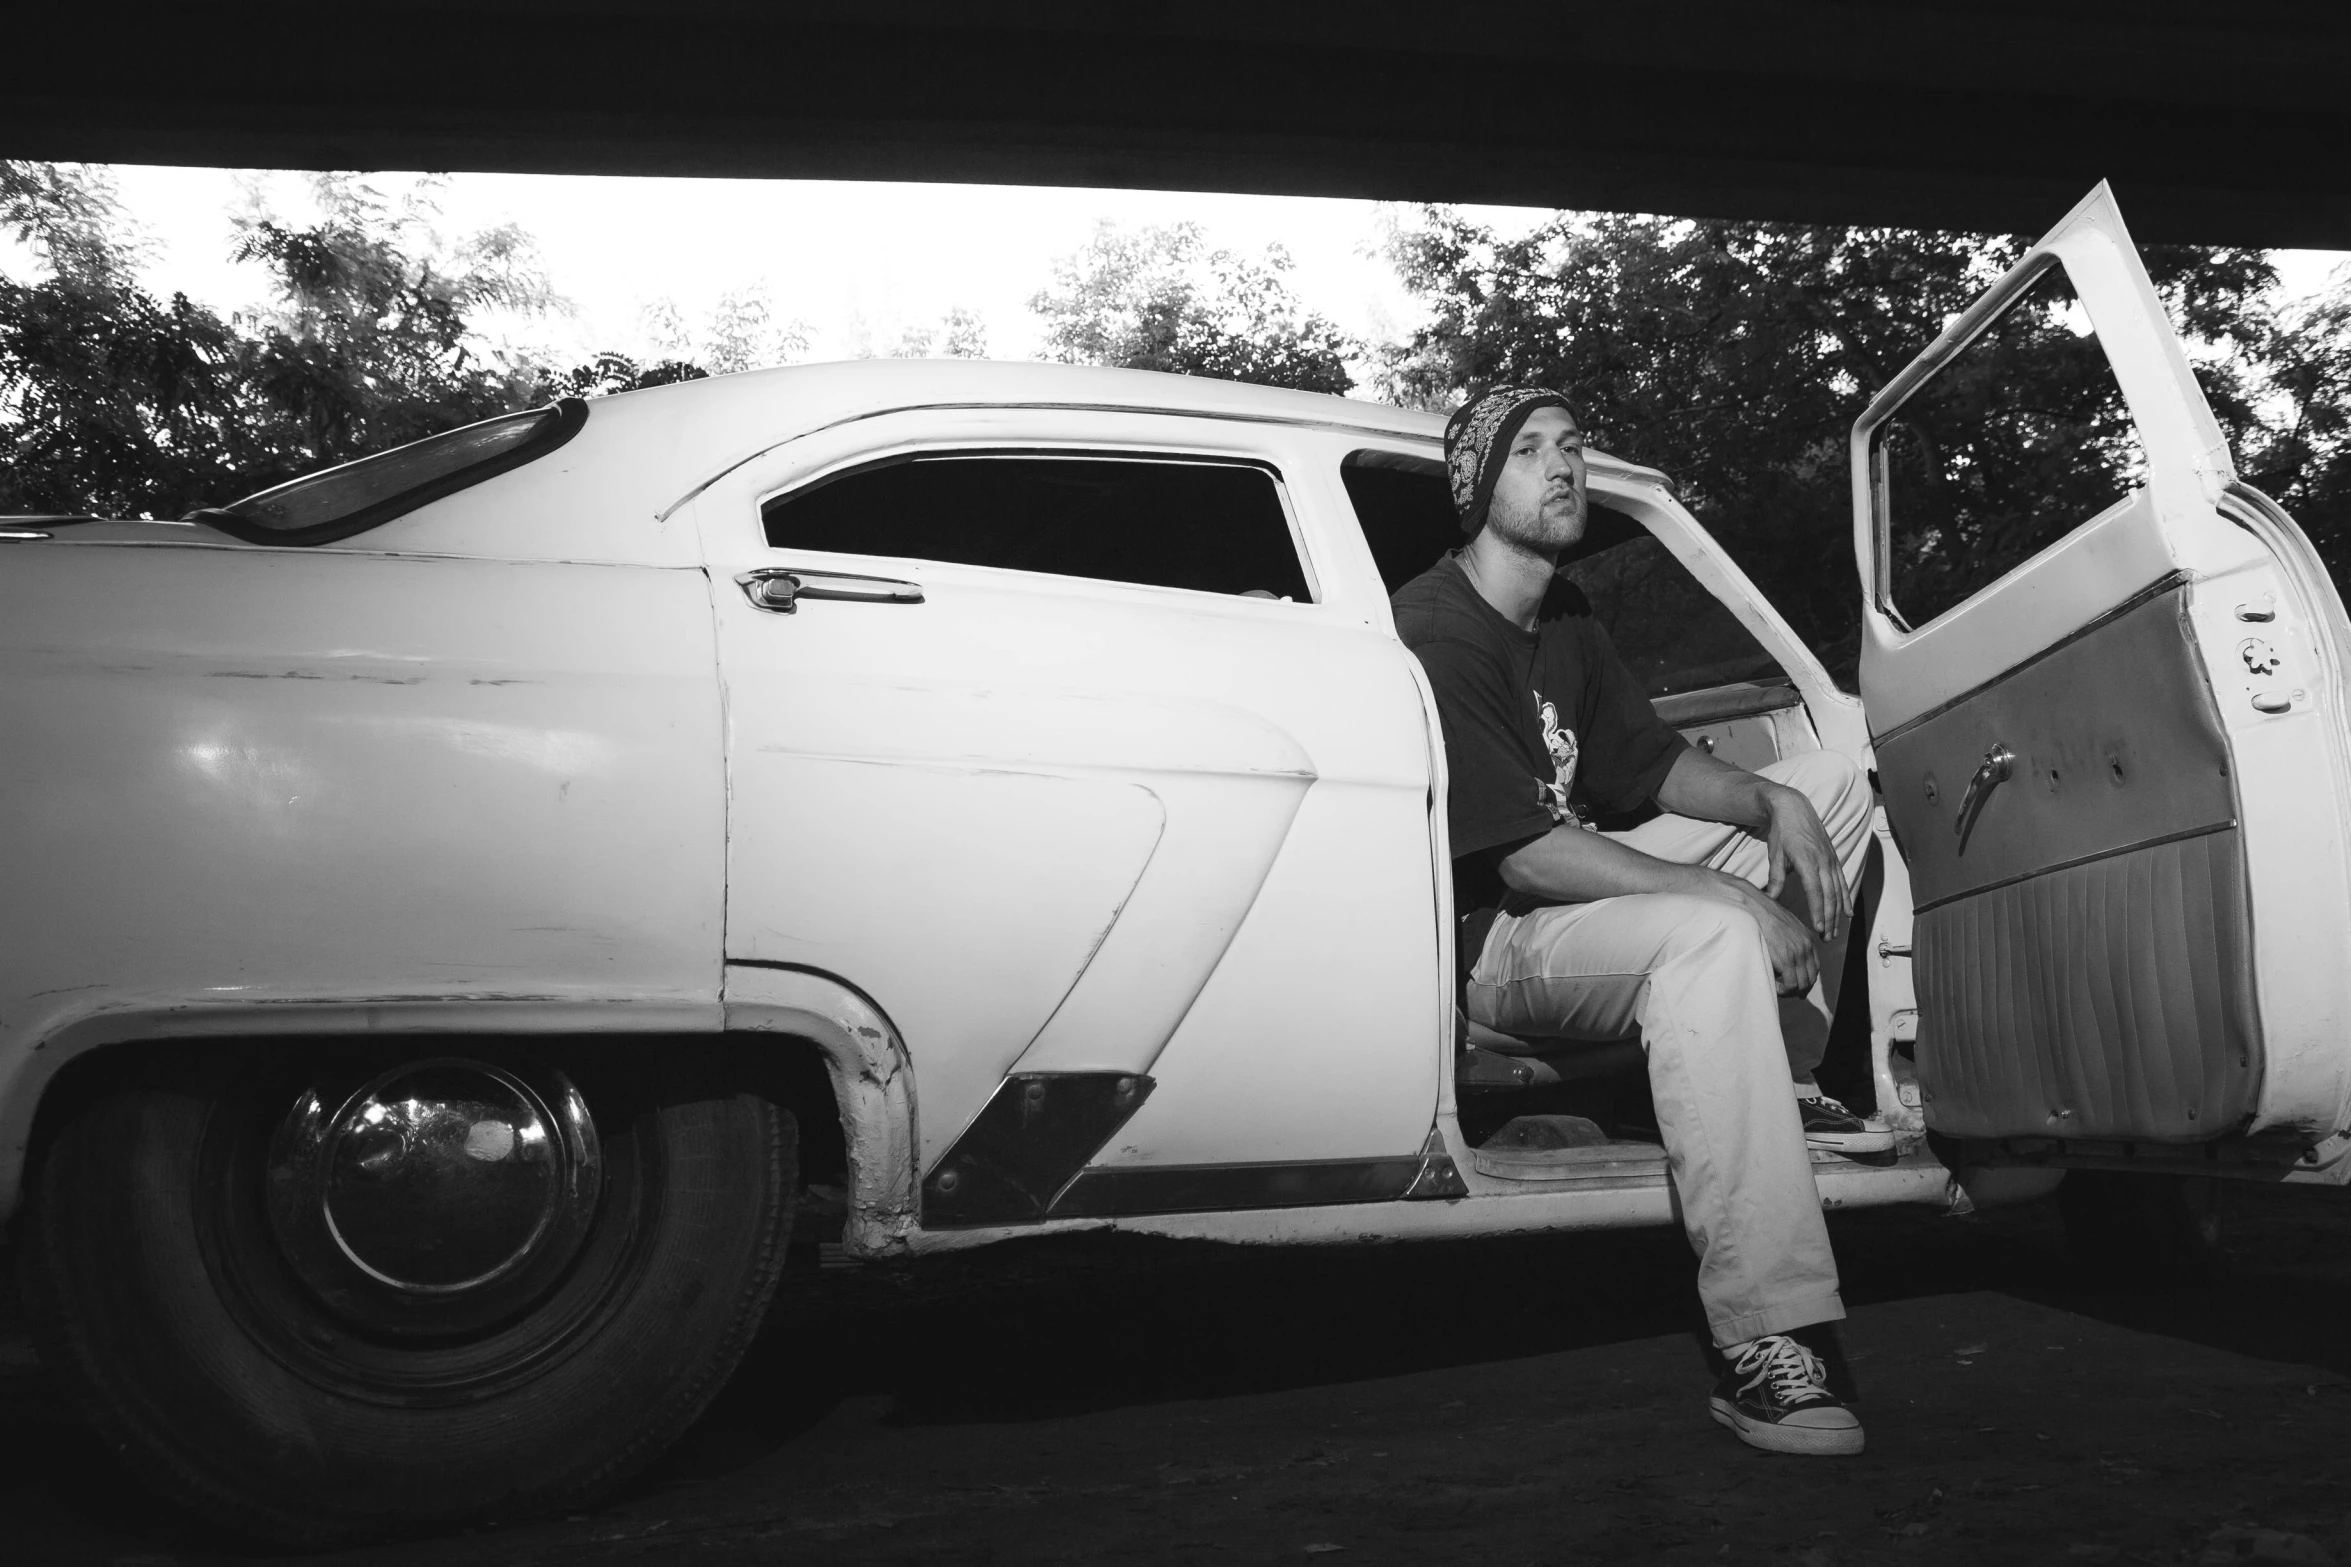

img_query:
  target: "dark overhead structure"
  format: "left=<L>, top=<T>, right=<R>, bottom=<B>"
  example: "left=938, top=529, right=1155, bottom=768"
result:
left=10, top=2, right=2350, bottom=247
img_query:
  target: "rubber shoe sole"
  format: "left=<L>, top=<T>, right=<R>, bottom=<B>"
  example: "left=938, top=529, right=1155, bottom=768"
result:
left=1709, top=1395, right=1866, bottom=1456
left=1804, top=1125, right=1897, bottom=1155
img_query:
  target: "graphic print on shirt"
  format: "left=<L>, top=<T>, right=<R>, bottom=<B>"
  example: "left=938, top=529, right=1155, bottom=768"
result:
left=1534, top=689, right=1579, bottom=824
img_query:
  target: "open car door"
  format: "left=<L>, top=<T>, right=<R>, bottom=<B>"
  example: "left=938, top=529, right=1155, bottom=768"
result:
left=1855, top=182, right=2351, bottom=1178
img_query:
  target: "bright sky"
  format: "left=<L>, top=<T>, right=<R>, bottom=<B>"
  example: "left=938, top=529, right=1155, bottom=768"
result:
left=83, top=166, right=1523, bottom=372
left=19, top=165, right=2351, bottom=379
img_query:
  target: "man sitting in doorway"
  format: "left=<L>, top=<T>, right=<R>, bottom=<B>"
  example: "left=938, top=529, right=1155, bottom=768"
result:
left=1392, top=385, right=1886, bottom=1457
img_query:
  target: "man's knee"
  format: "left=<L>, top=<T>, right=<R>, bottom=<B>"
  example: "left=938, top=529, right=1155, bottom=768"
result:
left=1767, top=750, right=1870, bottom=845
left=1646, top=894, right=1770, bottom=968
left=1768, top=747, right=1861, bottom=805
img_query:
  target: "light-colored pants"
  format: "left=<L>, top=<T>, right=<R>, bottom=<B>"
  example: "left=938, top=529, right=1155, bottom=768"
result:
left=1465, top=748, right=1875, bottom=1347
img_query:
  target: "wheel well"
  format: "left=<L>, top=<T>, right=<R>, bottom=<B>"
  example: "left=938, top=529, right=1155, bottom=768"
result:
left=711, top=1033, right=848, bottom=1192
left=12, top=1031, right=851, bottom=1240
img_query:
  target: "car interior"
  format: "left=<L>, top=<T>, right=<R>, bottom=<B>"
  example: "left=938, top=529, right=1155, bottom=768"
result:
left=1338, top=450, right=1882, bottom=1177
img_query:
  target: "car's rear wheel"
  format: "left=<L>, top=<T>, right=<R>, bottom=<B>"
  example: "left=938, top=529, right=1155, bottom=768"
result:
left=21, top=1043, right=794, bottom=1545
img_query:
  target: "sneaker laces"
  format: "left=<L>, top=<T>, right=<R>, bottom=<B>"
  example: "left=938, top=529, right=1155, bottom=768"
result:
left=1731, top=1335, right=1830, bottom=1404
left=1800, top=1092, right=1853, bottom=1116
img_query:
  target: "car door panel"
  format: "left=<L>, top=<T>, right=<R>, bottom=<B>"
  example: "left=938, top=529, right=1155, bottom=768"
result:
left=1011, top=769, right=1307, bottom=1075
left=1879, top=578, right=2258, bottom=1140
left=731, top=749, right=1169, bottom=1153
left=1081, top=777, right=1441, bottom=1173
left=714, top=573, right=1325, bottom=1170
left=1856, top=182, right=2351, bottom=1155
left=1854, top=488, right=2194, bottom=735
left=696, top=410, right=1441, bottom=1185
left=1881, top=580, right=2238, bottom=906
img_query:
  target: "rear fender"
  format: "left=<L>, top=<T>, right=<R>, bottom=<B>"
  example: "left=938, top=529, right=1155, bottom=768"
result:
left=720, top=963, right=920, bottom=1257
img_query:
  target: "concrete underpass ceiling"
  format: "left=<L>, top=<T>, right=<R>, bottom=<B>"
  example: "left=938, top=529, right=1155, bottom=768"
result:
left=10, top=2, right=2350, bottom=248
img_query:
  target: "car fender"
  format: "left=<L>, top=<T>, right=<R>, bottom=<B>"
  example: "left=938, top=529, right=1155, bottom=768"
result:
left=721, top=962, right=920, bottom=1258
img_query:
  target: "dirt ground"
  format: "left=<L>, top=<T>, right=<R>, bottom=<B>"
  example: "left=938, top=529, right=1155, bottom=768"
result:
left=9, top=1179, right=2351, bottom=1567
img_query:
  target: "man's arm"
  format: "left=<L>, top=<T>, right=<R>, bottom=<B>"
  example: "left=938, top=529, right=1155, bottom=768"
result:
left=1493, top=741, right=1847, bottom=996
left=1652, top=747, right=1850, bottom=942
left=1564, top=617, right=1842, bottom=942
left=1493, top=822, right=1824, bottom=995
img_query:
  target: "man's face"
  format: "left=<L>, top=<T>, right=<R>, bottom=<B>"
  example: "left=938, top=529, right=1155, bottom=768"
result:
left=1482, top=406, right=1587, bottom=552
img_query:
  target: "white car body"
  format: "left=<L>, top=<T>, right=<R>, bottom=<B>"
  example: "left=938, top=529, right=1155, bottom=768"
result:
left=4, top=182, right=2349, bottom=1280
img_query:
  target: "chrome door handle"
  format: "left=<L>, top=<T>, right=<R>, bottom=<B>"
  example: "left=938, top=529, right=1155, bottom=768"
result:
left=736, top=568, right=925, bottom=614
left=1952, top=743, right=2015, bottom=849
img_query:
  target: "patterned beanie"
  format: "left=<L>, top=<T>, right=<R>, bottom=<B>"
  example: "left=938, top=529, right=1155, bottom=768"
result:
left=1444, top=385, right=1572, bottom=535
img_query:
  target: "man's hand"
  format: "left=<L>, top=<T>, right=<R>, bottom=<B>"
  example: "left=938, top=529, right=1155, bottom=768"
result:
left=1763, top=783, right=1850, bottom=943
left=1721, top=872, right=1824, bottom=995
left=1492, top=823, right=1827, bottom=995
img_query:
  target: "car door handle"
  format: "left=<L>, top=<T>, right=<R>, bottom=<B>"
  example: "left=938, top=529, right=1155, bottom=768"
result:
left=1952, top=743, right=2015, bottom=850
left=736, top=568, right=924, bottom=614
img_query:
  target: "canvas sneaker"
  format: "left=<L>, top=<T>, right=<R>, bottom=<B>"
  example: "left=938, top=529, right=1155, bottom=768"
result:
left=1798, top=1092, right=1896, bottom=1156
left=1709, top=1334, right=1865, bottom=1456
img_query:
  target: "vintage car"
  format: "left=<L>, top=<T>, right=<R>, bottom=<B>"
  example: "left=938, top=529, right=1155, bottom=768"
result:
left=5, top=185, right=2347, bottom=1540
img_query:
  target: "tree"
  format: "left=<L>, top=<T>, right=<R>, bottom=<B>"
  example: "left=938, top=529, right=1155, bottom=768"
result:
left=2244, top=268, right=2351, bottom=582
left=554, top=351, right=708, bottom=397
left=1383, top=210, right=2278, bottom=681
left=692, top=283, right=810, bottom=374
left=1031, top=221, right=1355, bottom=394
left=889, top=306, right=988, bottom=359
left=223, top=174, right=560, bottom=477
left=2, top=162, right=251, bottom=517
left=1, top=164, right=565, bottom=518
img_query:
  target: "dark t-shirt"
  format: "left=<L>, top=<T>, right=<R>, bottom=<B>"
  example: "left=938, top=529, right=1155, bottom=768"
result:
left=1392, top=551, right=1690, bottom=973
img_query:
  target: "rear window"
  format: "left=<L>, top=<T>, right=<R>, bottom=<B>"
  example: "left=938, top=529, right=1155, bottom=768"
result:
left=190, top=400, right=588, bottom=547
left=762, top=452, right=1312, bottom=601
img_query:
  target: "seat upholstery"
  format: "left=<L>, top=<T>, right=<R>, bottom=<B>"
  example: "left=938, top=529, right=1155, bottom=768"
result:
left=1463, top=1018, right=1646, bottom=1084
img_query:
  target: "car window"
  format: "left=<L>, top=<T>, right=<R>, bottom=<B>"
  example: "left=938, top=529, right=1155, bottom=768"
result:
left=1340, top=449, right=1466, bottom=596
left=762, top=452, right=1312, bottom=601
left=1876, top=259, right=2145, bottom=630
left=194, top=400, right=588, bottom=547
left=1339, top=448, right=1781, bottom=696
left=1559, top=533, right=1786, bottom=697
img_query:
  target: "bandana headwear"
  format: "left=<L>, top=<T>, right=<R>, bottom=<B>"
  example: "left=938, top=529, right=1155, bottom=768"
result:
left=1444, top=385, right=1572, bottom=535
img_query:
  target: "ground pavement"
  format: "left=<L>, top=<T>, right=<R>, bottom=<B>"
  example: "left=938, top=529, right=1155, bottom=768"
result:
left=9, top=1181, right=2351, bottom=1566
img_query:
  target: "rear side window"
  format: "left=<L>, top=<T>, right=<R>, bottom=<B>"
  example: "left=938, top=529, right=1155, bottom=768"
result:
left=1341, top=450, right=1463, bottom=595
left=192, top=400, right=588, bottom=547
left=762, top=453, right=1312, bottom=601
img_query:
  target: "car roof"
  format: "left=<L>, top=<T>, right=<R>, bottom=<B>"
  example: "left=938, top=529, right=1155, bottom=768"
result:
left=580, top=357, right=1661, bottom=513
left=88, top=359, right=1662, bottom=561
left=589, top=358, right=1451, bottom=516
left=608, top=356, right=1450, bottom=436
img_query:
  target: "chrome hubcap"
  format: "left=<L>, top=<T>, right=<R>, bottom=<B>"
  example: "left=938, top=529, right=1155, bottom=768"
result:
left=267, top=1058, right=600, bottom=1335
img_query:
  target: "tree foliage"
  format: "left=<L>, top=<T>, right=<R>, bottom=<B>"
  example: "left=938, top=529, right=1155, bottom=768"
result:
left=1, top=165, right=561, bottom=518
left=554, top=351, right=709, bottom=397
left=888, top=306, right=988, bottom=360
left=1032, top=221, right=1355, bottom=394
left=2244, top=272, right=2351, bottom=574
left=1382, top=210, right=2309, bottom=681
